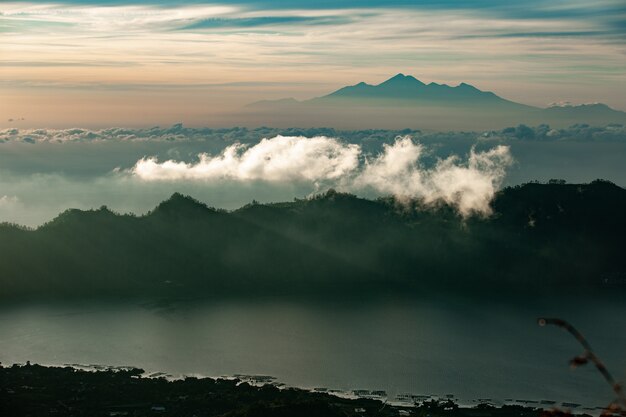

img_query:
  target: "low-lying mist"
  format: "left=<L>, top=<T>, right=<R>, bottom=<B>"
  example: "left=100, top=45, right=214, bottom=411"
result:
left=0, top=124, right=624, bottom=226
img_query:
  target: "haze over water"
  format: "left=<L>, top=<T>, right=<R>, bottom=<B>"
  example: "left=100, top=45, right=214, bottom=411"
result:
left=1, top=296, right=624, bottom=410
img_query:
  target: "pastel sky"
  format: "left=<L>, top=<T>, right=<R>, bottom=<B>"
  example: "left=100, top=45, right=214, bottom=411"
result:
left=1, top=0, right=625, bottom=127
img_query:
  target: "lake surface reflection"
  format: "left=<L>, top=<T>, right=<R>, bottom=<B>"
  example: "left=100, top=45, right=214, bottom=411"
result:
left=0, top=295, right=623, bottom=409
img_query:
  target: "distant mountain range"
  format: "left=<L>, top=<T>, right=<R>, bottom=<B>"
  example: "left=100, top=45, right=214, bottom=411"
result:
left=244, top=74, right=626, bottom=130
left=318, top=73, right=529, bottom=108
left=1, top=181, right=624, bottom=301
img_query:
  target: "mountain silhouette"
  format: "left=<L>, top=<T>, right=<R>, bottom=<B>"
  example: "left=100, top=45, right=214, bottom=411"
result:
left=1, top=181, right=624, bottom=301
left=244, top=74, right=626, bottom=130
left=543, top=102, right=626, bottom=120
left=320, top=73, right=527, bottom=108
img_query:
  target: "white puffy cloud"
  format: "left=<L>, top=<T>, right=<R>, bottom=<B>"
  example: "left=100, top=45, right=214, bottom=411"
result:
left=0, top=195, right=19, bottom=208
left=131, top=135, right=513, bottom=216
left=353, top=137, right=426, bottom=195
left=134, top=135, right=360, bottom=183
left=355, top=137, right=512, bottom=216
left=428, top=145, right=513, bottom=216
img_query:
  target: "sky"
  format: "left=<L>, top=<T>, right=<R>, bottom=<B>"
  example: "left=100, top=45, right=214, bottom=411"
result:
left=1, top=0, right=625, bottom=127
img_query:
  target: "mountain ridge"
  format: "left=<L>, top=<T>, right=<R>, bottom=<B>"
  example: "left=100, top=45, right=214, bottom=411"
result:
left=245, top=74, right=626, bottom=130
left=250, top=73, right=530, bottom=107
left=1, top=181, right=624, bottom=301
left=319, top=73, right=519, bottom=106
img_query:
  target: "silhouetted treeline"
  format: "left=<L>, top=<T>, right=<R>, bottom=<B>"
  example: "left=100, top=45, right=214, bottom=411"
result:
left=0, top=181, right=624, bottom=300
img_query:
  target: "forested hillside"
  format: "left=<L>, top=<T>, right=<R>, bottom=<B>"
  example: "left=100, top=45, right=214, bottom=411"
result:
left=1, top=181, right=624, bottom=300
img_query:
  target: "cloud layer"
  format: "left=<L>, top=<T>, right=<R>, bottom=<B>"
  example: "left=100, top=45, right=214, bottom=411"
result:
left=132, top=135, right=513, bottom=216
left=2, top=124, right=625, bottom=144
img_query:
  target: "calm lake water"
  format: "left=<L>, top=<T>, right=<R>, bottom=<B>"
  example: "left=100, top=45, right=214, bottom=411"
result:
left=0, top=295, right=624, bottom=409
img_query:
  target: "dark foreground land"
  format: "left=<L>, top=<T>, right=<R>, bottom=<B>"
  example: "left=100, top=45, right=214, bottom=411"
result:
left=0, top=364, right=566, bottom=417
left=1, top=181, right=625, bottom=301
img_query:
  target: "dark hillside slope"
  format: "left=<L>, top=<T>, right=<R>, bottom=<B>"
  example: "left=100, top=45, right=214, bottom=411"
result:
left=0, top=182, right=624, bottom=301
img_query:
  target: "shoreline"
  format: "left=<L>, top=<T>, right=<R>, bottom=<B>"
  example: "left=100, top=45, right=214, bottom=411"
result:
left=0, top=362, right=602, bottom=417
